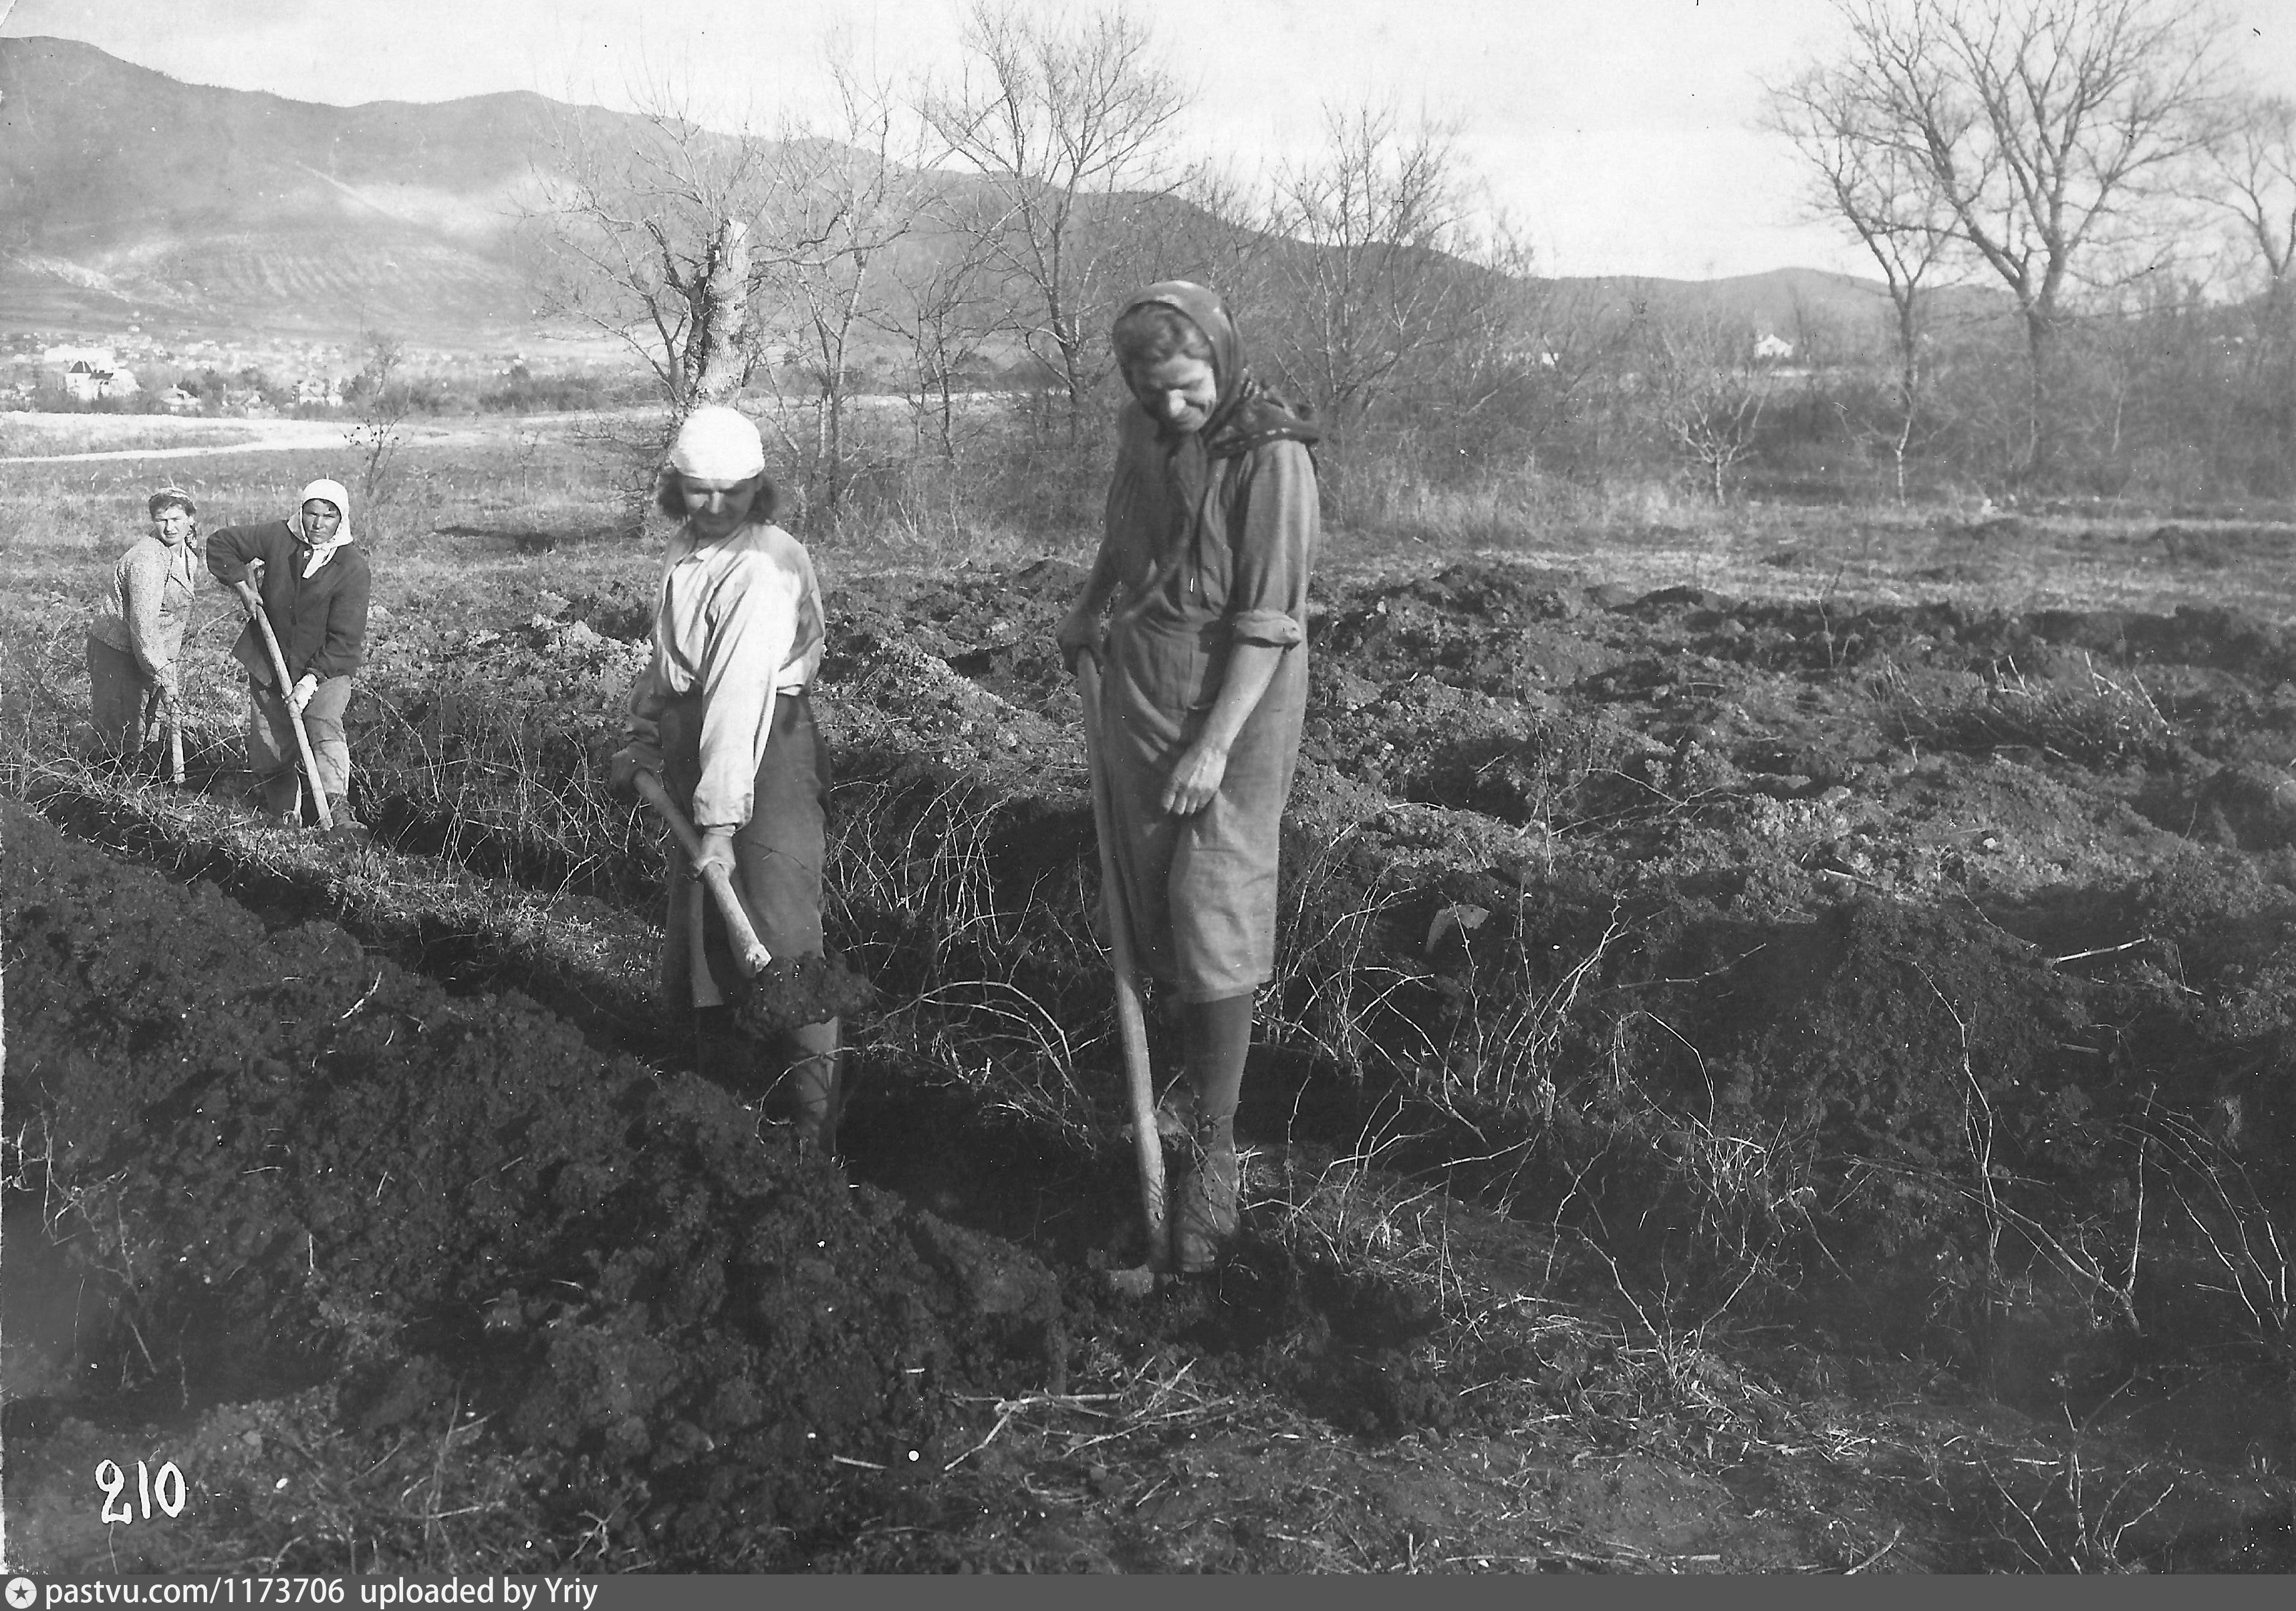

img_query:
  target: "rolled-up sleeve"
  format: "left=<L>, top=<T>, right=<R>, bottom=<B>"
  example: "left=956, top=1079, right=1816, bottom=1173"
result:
left=1226, top=440, right=1315, bottom=647
left=692, top=554, right=799, bottom=830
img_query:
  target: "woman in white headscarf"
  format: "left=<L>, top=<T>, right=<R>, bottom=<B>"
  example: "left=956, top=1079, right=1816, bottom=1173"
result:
left=87, top=487, right=203, bottom=763
left=205, top=477, right=372, bottom=835
left=610, top=407, right=846, bottom=1154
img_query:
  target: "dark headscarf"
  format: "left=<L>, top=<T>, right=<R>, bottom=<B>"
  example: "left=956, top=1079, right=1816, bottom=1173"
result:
left=1121, top=281, right=1319, bottom=463
left=1119, top=283, right=1318, bottom=591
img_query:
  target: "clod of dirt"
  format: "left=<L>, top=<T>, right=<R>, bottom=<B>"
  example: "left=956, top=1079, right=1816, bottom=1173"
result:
left=734, top=950, right=879, bottom=1037
left=2194, top=762, right=2296, bottom=850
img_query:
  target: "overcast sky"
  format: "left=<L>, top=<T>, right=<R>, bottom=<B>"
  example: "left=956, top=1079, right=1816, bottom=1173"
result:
left=7, top=0, right=2296, bottom=280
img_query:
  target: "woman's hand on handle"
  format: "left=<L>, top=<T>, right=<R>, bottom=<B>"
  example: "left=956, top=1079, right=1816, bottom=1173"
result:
left=1056, top=607, right=1101, bottom=673
left=695, top=827, right=738, bottom=882
left=608, top=742, right=664, bottom=797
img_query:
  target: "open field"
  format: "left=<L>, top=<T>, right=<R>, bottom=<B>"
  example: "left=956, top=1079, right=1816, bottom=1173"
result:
left=6, top=417, right=2296, bottom=1572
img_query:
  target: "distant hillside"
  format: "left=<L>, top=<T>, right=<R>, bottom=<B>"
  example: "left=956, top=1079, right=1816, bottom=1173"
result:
left=0, top=35, right=1979, bottom=352
left=1531, top=266, right=2007, bottom=352
left=0, top=36, right=623, bottom=335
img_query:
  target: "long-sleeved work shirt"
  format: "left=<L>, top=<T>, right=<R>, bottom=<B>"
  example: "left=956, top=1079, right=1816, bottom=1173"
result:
left=90, top=533, right=201, bottom=689
left=626, top=519, right=826, bottom=831
left=205, top=520, right=372, bottom=685
left=1094, top=403, right=1319, bottom=1000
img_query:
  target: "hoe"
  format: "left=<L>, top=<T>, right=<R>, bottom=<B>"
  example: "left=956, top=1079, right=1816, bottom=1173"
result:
left=1075, top=653, right=1170, bottom=1288
left=633, top=768, right=874, bottom=1039
left=233, top=581, right=330, bottom=831
left=140, top=695, right=184, bottom=786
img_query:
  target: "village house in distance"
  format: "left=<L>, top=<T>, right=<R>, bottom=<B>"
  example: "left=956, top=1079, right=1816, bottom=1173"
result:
left=34, top=343, right=139, bottom=402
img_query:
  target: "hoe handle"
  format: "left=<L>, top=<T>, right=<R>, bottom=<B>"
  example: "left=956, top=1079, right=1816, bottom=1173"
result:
left=633, top=769, right=774, bottom=980
left=1076, top=654, right=1169, bottom=1265
left=237, top=585, right=331, bottom=830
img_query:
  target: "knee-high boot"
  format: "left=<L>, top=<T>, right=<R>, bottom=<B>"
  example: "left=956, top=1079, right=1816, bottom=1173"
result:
left=1172, top=993, right=1252, bottom=1273
left=767, top=1018, right=846, bottom=1157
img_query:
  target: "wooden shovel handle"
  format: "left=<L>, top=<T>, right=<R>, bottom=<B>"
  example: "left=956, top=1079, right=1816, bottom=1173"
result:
left=633, top=769, right=774, bottom=980
left=1076, top=654, right=1169, bottom=1263
left=236, top=585, right=331, bottom=830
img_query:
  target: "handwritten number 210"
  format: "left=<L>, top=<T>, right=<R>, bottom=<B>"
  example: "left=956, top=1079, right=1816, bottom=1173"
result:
left=97, top=1459, right=186, bottom=1523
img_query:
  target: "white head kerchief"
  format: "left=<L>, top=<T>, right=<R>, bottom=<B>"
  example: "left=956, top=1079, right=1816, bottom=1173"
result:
left=666, top=406, right=767, bottom=482
left=296, top=479, right=355, bottom=578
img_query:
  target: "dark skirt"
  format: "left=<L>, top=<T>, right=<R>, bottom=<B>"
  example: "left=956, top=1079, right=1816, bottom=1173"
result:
left=656, top=689, right=833, bottom=1017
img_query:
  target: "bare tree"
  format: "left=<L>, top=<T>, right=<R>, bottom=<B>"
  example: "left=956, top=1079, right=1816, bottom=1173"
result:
left=1810, top=0, right=2229, bottom=481
left=1767, top=60, right=1957, bottom=500
left=1158, top=160, right=1281, bottom=303
left=755, top=56, right=928, bottom=521
left=344, top=330, right=412, bottom=516
left=1257, top=103, right=1495, bottom=428
left=2202, top=90, right=2296, bottom=465
left=523, top=96, right=790, bottom=424
left=1239, top=99, right=1534, bottom=513
left=1650, top=317, right=1771, bottom=504
left=881, top=229, right=1002, bottom=467
left=2206, top=92, right=2296, bottom=295
left=920, top=0, right=1188, bottom=440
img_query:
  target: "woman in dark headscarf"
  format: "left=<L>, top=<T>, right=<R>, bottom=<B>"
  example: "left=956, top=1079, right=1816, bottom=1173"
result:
left=1057, top=281, right=1321, bottom=1273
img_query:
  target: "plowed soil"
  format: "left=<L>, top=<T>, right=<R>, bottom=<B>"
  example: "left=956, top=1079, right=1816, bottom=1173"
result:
left=9, top=552, right=2296, bottom=1573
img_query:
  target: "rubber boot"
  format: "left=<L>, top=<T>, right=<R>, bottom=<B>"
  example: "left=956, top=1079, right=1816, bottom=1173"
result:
left=764, top=1019, right=846, bottom=1157
left=1172, top=1148, right=1240, bottom=1274
left=1170, top=994, right=1252, bottom=1274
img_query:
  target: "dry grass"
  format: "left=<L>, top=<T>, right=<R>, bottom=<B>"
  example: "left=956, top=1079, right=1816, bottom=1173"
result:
left=1871, top=651, right=2176, bottom=767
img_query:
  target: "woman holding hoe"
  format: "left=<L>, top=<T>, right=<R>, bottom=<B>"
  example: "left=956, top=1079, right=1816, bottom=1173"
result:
left=87, top=487, right=202, bottom=765
left=1058, top=281, right=1321, bottom=1274
left=609, top=406, right=848, bottom=1155
left=205, top=479, right=371, bottom=836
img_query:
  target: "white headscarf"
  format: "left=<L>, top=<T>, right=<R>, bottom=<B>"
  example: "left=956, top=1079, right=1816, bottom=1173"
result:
left=666, top=406, right=766, bottom=482
left=295, top=479, right=354, bottom=578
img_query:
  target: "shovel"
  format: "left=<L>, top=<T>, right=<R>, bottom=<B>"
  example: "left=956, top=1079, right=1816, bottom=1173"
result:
left=136, top=688, right=183, bottom=785
left=633, top=768, right=873, bottom=1037
left=147, top=678, right=184, bottom=787
left=1075, top=654, right=1169, bottom=1277
left=234, top=581, right=331, bottom=831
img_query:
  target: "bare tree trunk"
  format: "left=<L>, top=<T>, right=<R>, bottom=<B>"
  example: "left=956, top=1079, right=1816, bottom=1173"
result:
left=1895, top=298, right=1921, bottom=503
left=690, top=220, right=753, bottom=408
left=2023, top=308, right=2060, bottom=484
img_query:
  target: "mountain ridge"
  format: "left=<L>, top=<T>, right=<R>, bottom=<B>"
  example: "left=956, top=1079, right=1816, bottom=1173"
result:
left=0, top=34, right=1956, bottom=347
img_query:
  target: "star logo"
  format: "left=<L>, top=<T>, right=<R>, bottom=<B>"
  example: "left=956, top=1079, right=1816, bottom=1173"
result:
left=6, top=1577, right=38, bottom=1609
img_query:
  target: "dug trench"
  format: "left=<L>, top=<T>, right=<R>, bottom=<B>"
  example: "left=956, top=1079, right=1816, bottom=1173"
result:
left=8, top=557, right=2296, bottom=1570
